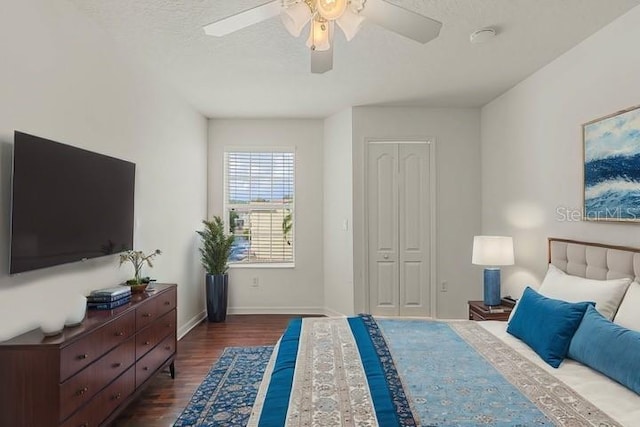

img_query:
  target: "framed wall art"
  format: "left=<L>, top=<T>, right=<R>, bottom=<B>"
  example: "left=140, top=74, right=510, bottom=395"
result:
left=583, top=104, right=640, bottom=222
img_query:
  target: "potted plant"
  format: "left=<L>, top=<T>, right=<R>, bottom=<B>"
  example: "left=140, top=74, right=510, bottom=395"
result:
left=119, top=249, right=161, bottom=293
left=197, top=217, right=234, bottom=322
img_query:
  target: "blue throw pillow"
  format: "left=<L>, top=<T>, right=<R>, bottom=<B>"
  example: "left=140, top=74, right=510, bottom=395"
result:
left=568, top=305, right=640, bottom=394
left=507, top=287, right=591, bottom=368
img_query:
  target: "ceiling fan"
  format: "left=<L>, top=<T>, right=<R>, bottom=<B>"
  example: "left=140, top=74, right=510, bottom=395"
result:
left=203, top=0, right=442, bottom=74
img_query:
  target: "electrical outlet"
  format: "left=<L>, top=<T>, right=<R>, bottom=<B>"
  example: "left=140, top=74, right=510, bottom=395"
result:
left=251, top=277, right=259, bottom=288
left=440, top=281, right=448, bottom=292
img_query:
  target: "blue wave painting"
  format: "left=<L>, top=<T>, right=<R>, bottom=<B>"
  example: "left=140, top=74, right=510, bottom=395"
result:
left=584, top=107, right=640, bottom=221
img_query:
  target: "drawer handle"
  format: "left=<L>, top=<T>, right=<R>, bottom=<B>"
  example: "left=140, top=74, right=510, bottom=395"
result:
left=113, top=392, right=122, bottom=400
left=143, top=366, right=149, bottom=371
left=142, top=313, right=152, bottom=318
left=76, top=386, right=89, bottom=396
left=164, top=301, right=171, bottom=306
left=112, top=362, right=122, bottom=368
left=79, top=423, right=89, bottom=427
left=115, top=331, right=125, bottom=336
left=144, top=340, right=151, bottom=345
left=77, top=353, right=89, bottom=360
left=165, top=345, right=171, bottom=351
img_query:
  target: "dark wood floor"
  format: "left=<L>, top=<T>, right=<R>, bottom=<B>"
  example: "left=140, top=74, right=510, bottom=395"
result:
left=112, top=314, right=299, bottom=427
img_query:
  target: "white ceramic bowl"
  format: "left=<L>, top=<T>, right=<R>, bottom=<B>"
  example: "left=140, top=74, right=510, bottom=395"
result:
left=40, top=315, right=66, bottom=337
left=65, top=294, right=87, bottom=327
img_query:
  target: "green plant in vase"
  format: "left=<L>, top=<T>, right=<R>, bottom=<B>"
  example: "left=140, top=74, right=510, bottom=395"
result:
left=197, top=217, right=234, bottom=322
left=119, top=249, right=162, bottom=292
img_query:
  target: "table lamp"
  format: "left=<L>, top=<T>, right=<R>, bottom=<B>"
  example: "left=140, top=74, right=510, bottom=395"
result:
left=472, top=236, right=514, bottom=306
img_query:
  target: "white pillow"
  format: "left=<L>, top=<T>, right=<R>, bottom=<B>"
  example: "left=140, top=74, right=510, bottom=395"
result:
left=537, top=264, right=631, bottom=320
left=613, top=281, right=640, bottom=331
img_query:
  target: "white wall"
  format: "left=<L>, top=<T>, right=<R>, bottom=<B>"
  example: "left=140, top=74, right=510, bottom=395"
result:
left=481, top=6, right=640, bottom=298
left=323, top=109, right=354, bottom=315
left=0, top=0, right=208, bottom=341
left=208, top=119, right=325, bottom=313
left=352, top=107, right=482, bottom=319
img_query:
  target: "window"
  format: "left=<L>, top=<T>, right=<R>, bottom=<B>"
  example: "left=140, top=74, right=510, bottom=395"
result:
left=224, top=150, right=295, bottom=265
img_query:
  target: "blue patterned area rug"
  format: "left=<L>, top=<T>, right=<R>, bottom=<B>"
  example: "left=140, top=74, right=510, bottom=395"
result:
left=173, top=345, right=274, bottom=427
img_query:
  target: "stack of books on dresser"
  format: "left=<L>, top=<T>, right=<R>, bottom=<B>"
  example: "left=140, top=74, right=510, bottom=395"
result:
left=87, top=286, right=132, bottom=310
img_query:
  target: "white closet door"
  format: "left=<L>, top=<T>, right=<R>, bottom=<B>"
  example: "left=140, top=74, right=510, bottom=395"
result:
left=367, top=142, right=431, bottom=317
left=398, top=143, right=430, bottom=316
left=367, top=143, right=399, bottom=316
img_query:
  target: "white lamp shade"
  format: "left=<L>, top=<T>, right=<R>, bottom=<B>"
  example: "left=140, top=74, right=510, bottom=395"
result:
left=306, top=20, right=333, bottom=52
left=281, top=3, right=312, bottom=37
left=472, top=236, right=514, bottom=266
left=336, top=8, right=365, bottom=41
left=316, top=0, right=347, bottom=20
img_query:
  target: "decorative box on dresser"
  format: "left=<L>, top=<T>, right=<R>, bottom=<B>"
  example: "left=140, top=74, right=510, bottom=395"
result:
left=0, top=283, right=177, bottom=427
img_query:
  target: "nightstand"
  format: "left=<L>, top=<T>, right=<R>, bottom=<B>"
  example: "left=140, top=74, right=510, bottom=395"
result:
left=468, top=298, right=515, bottom=321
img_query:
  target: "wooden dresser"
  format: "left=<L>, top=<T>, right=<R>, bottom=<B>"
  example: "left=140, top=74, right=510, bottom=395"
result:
left=0, top=283, right=177, bottom=427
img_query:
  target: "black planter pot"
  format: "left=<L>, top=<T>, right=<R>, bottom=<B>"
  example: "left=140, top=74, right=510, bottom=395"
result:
left=205, top=273, right=228, bottom=322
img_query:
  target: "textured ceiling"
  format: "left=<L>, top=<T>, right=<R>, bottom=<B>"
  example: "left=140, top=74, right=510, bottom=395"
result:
left=68, top=0, right=640, bottom=118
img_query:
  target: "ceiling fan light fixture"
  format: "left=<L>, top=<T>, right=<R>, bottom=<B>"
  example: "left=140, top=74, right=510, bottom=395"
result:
left=203, top=0, right=443, bottom=74
left=306, top=19, right=333, bottom=51
left=336, top=8, right=365, bottom=41
left=281, top=2, right=313, bottom=37
left=316, top=0, right=348, bottom=21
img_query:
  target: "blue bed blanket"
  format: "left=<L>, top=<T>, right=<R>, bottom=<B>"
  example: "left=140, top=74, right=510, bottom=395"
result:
left=247, top=315, right=620, bottom=427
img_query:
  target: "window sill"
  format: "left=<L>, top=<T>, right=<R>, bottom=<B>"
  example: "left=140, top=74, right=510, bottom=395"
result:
left=228, top=263, right=295, bottom=269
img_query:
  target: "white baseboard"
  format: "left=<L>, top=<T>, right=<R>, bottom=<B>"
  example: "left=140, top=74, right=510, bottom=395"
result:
left=178, top=310, right=206, bottom=340
left=228, top=306, right=326, bottom=315
left=227, top=306, right=350, bottom=317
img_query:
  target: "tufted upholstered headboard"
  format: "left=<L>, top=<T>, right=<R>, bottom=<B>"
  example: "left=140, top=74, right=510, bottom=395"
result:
left=548, top=238, right=640, bottom=283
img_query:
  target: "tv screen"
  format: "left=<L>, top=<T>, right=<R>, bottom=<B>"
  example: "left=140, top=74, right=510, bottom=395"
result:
left=10, top=131, right=135, bottom=274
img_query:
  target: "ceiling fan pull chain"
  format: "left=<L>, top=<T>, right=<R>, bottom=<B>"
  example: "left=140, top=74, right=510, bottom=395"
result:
left=310, top=20, right=316, bottom=50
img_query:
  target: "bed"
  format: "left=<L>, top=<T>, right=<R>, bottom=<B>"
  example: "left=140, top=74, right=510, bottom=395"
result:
left=246, top=238, right=640, bottom=426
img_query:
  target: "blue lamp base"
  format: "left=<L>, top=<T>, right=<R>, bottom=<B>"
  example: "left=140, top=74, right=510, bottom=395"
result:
left=483, top=268, right=501, bottom=306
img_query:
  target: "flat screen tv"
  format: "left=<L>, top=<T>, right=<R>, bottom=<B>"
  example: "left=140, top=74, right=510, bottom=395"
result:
left=10, top=131, right=135, bottom=274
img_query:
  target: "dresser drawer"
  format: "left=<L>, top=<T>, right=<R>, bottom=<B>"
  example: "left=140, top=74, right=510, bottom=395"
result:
left=99, top=311, right=136, bottom=355
left=135, top=322, right=157, bottom=361
left=156, top=288, right=176, bottom=317
left=59, top=338, right=135, bottom=422
left=60, top=403, right=97, bottom=427
left=93, top=336, right=135, bottom=387
left=95, top=367, right=135, bottom=425
left=61, top=366, right=135, bottom=427
left=136, top=334, right=175, bottom=388
left=135, top=298, right=158, bottom=330
left=60, top=311, right=135, bottom=382
left=135, top=310, right=175, bottom=360
left=59, top=364, right=95, bottom=422
left=156, top=309, right=176, bottom=341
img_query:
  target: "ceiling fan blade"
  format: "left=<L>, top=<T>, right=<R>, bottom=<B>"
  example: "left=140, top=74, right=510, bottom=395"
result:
left=360, top=0, right=442, bottom=44
left=311, top=46, right=333, bottom=74
left=203, top=0, right=282, bottom=37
